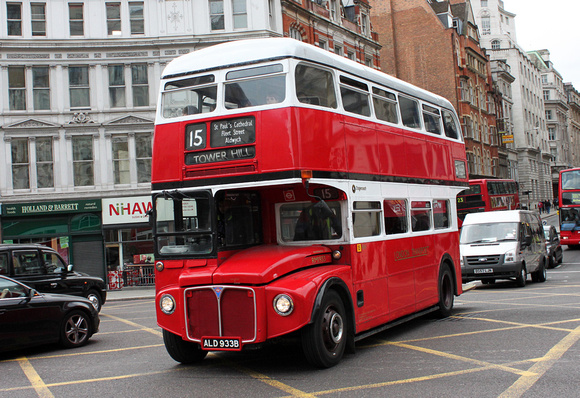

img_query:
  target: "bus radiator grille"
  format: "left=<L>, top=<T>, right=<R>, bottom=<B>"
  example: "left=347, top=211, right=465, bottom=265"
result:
left=185, top=286, right=257, bottom=342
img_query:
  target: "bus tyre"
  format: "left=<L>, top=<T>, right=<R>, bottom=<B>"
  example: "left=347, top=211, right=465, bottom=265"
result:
left=515, top=266, right=527, bottom=287
left=302, top=290, right=346, bottom=368
left=437, top=264, right=454, bottom=318
left=162, top=329, right=207, bottom=364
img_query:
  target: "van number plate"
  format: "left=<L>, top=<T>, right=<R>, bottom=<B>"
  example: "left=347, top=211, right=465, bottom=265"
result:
left=474, top=268, right=493, bottom=274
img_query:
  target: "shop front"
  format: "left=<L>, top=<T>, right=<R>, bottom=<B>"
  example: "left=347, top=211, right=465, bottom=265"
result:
left=0, top=199, right=105, bottom=279
left=102, top=196, right=154, bottom=289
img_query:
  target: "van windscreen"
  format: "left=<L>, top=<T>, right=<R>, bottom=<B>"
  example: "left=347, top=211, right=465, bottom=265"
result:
left=460, top=222, right=518, bottom=244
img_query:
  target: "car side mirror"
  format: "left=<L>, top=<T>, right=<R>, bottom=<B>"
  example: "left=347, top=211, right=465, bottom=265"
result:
left=524, top=235, right=532, bottom=246
left=67, top=264, right=74, bottom=272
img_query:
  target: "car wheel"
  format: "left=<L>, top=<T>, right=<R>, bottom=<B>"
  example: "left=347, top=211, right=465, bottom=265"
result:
left=515, top=266, right=527, bottom=287
left=302, top=289, right=347, bottom=368
left=60, top=310, right=91, bottom=348
left=557, top=250, right=563, bottom=264
left=162, top=329, right=207, bottom=364
left=547, top=254, right=555, bottom=269
left=85, top=289, right=102, bottom=312
left=533, top=259, right=547, bottom=283
left=437, top=264, right=454, bottom=318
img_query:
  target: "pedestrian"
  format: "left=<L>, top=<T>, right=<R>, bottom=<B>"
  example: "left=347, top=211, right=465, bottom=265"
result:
left=538, top=201, right=543, bottom=214
left=553, top=198, right=558, bottom=210
left=545, top=200, right=551, bottom=214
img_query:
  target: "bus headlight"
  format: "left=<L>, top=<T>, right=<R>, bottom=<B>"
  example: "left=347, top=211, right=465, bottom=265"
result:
left=160, top=294, right=176, bottom=314
left=273, top=294, right=294, bottom=316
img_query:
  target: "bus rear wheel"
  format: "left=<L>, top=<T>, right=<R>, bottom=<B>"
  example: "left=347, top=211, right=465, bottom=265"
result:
left=302, top=290, right=346, bottom=368
left=162, top=329, right=207, bottom=364
left=437, top=264, right=454, bottom=318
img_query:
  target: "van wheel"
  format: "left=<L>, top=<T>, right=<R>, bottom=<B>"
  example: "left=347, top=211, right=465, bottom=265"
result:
left=302, top=290, right=346, bottom=368
left=515, top=266, right=527, bottom=287
left=532, top=259, right=547, bottom=283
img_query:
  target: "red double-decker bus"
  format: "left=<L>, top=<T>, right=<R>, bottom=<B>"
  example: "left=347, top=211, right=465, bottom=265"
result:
left=457, top=179, right=520, bottom=223
left=151, top=38, right=468, bottom=367
left=559, top=168, right=580, bottom=247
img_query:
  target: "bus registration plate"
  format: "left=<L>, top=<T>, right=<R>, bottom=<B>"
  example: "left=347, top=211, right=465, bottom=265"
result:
left=474, top=268, right=493, bottom=274
left=201, top=336, right=242, bottom=351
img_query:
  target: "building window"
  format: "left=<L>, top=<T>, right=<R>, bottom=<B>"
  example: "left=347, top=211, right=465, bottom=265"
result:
left=491, top=40, right=500, bottom=49
left=232, top=0, right=247, bottom=29
left=481, top=16, right=490, bottom=35
left=11, top=138, right=29, bottom=190
left=210, top=0, right=224, bottom=30
left=129, top=1, right=144, bottom=34
left=109, top=64, right=126, bottom=108
left=361, top=13, right=369, bottom=37
left=334, top=45, right=342, bottom=56
left=106, top=2, right=121, bottom=35
left=7, top=2, right=22, bottom=36
left=8, top=66, right=26, bottom=111
left=131, top=64, right=149, bottom=107
left=330, top=0, right=339, bottom=21
left=36, top=137, right=54, bottom=188
left=548, top=127, right=556, bottom=141
left=32, top=66, right=50, bottom=110
left=545, top=110, right=552, bottom=120
left=481, top=0, right=488, bottom=6
left=31, top=3, right=46, bottom=36
left=543, top=90, right=550, bottom=100
left=113, top=136, right=130, bottom=184
left=69, top=3, right=84, bottom=36
left=72, top=136, right=94, bottom=186
left=136, top=133, right=152, bottom=183
left=318, top=39, right=327, bottom=50
left=69, top=66, right=90, bottom=108
left=289, top=27, right=302, bottom=41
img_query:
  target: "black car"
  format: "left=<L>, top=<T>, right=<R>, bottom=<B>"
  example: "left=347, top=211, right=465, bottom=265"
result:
left=543, top=225, right=563, bottom=268
left=0, top=275, right=99, bottom=353
left=0, top=244, right=106, bottom=311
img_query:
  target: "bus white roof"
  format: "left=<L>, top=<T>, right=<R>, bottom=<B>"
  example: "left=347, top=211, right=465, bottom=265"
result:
left=162, top=38, right=454, bottom=110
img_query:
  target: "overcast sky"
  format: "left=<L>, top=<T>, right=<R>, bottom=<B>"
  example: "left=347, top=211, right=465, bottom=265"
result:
left=505, top=0, right=580, bottom=89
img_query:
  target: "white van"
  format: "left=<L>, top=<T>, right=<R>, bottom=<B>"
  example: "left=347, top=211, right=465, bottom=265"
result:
left=460, top=210, right=547, bottom=287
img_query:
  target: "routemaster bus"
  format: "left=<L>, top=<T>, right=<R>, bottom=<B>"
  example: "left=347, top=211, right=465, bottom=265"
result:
left=457, top=179, right=520, bottom=223
left=559, top=168, right=580, bottom=247
left=151, top=38, right=469, bottom=368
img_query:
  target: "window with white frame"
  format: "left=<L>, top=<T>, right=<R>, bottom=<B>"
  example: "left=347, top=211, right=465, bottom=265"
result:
left=72, top=136, right=94, bottom=186
left=32, top=66, right=50, bottom=110
left=113, top=135, right=130, bottom=184
left=548, top=127, right=556, bottom=140
left=109, top=64, right=126, bottom=108
left=481, top=16, right=490, bottom=35
left=491, top=39, right=500, bottom=49
left=334, top=45, right=342, bottom=56
left=210, top=0, right=224, bottom=30
left=545, top=109, right=552, bottom=120
left=129, top=1, right=144, bottom=34
left=543, top=90, right=550, bottom=101
left=8, top=66, right=26, bottom=110
left=106, top=2, right=121, bottom=35
left=136, top=133, right=152, bottom=183
left=69, top=3, right=84, bottom=36
left=232, top=0, right=247, bottom=29
left=36, top=137, right=54, bottom=188
left=69, top=66, right=90, bottom=108
left=7, top=2, right=22, bottom=36
left=289, top=27, right=302, bottom=41
left=11, top=138, right=29, bottom=189
left=31, top=2, right=46, bottom=36
left=131, top=64, right=149, bottom=107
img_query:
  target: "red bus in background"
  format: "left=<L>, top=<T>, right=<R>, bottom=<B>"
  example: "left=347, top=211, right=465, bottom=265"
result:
left=151, top=38, right=468, bottom=368
left=457, top=179, right=520, bottom=224
left=559, top=168, right=580, bottom=247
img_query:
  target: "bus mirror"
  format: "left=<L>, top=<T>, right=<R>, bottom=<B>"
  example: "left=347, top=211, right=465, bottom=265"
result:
left=146, top=208, right=154, bottom=227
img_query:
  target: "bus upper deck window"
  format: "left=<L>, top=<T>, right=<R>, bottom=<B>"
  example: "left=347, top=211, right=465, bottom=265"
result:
left=442, top=109, right=460, bottom=139
left=422, top=104, right=442, bottom=135
left=399, top=96, right=421, bottom=129
left=340, top=75, right=370, bottom=117
left=372, top=87, right=399, bottom=124
left=162, top=74, right=216, bottom=119
left=224, top=64, right=286, bottom=109
left=295, top=64, right=337, bottom=108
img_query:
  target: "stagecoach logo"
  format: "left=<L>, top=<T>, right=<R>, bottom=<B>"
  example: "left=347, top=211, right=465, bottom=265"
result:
left=212, top=287, right=224, bottom=300
left=479, top=258, right=488, bottom=262
left=351, top=185, right=367, bottom=193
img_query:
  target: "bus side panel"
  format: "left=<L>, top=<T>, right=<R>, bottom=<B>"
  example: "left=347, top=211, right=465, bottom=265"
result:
left=412, top=234, right=437, bottom=308
left=385, top=237, right=417, bottom=321
left=350, top=241, right=389, bottom=328
left=377, top=127, right=407, bottom=177
left=405, top=135, right=430, bottom=180
left=343, top=117, right=380, bottom=176
left=259, top=108, right=298, bottom=172
left=293, top=108, right=347, bottom=172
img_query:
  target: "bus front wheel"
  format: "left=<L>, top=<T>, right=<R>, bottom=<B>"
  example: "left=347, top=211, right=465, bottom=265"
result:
left=302, top=289, right=347, bottom=368
left=162, top=329, right=207, bottom=364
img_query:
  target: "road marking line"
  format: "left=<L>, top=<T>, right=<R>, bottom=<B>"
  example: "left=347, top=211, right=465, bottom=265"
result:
left=499, top=324, right=580, bottom=398
left=16, top=357, right=54, bottom=398
left=101, top=313, right=163, bottom=336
